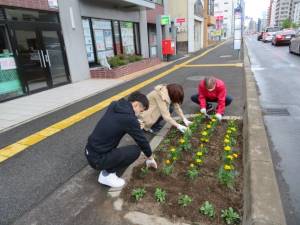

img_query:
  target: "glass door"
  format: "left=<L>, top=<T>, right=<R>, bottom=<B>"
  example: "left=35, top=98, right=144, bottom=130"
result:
left=12, top=26, right=49, bottom=92
left=40, top=30, right=69, bottom=86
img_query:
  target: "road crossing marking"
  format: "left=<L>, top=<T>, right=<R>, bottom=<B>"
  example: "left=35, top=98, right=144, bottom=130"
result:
left=0, top=41, right=229, bottom=163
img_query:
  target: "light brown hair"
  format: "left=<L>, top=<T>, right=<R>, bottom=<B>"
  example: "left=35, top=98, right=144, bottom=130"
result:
left=204, top=77, right=216, bottom=89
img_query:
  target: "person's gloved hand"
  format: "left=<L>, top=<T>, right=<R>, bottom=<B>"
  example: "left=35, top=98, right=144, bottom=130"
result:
left=183, top=118, right=192, bottom=126
left=146, top=157, right=157, bottom=169
left=215, top=113, right=222, bottom=121
left=177, top=124, right=188, bottom=133
left=200, top=108, right=207, bottom=114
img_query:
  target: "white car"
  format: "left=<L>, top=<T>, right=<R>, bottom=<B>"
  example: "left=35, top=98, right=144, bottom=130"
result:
left=289, top=30, right=300, bottom=54
left=262, top=27, right=281, bottom=43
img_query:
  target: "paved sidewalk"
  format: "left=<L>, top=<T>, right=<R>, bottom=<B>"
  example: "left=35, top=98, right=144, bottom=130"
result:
left=0, top=61, right=172, bottom=133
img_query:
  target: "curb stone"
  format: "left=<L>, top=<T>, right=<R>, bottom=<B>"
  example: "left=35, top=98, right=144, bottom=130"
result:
left=242, top=43, right=286, bottom=225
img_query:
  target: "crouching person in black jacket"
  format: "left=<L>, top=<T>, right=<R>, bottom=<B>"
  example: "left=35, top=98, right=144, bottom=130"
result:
left=85, top=92, right=157, bottom=188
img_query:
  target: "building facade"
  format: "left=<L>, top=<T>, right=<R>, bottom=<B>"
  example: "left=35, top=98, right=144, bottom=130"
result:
left=0, top=0, right=70, bottom=101
left=168, top=0, right=205, bottom=53
left=294, top=1, right=300, bottom=24
left=275, top=0, right=292, bottom=26
left=0, top=0, right=155, bottom=102
left=214, top=0, right=234, bottom=39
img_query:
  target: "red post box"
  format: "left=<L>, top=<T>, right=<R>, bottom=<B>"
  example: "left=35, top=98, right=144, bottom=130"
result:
left=162, top=39, right=175, bottom=56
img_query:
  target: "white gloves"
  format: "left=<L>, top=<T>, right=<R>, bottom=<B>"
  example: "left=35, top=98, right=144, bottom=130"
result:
left=200, top=108, right=206, bottom=114
left=146, top=157, right=157, bottom=169
left=183, top=118, right=192, bottom=126
left=177, top=124, right=188, bottom=133
left=216, top=113, right=222, bottom=121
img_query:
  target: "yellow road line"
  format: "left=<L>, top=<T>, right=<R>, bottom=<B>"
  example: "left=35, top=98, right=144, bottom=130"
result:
left=180, top=63, right=243, bottom=68
left=0, top=41, right=227, bottom=163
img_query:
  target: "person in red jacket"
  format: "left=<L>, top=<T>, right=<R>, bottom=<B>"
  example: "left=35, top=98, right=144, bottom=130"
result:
left=191, top=77, right=232, bottom=121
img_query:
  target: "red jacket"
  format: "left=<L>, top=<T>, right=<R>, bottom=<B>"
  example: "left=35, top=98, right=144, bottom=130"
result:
left=198, top=79, right=227, bottom=114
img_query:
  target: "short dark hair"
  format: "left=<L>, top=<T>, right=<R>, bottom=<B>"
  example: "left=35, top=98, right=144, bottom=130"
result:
left=166, top=83, right=184, bottom=104
left=128, top=91, right=149, bottom=110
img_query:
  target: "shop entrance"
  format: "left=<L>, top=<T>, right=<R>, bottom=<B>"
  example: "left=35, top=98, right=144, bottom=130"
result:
left=8, top=22, right=70, bottom=93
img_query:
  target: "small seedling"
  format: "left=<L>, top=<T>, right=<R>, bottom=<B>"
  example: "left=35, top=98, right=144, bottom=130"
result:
left=140, top=167, right=149, bottom=177
left=199, top=201, right=216, bottom=218
left=221, top=207, right=240, bottom=225
left=131, top=188, right=146, bottom=201
left=187, top=167, right=199, bottom=180
left=154, top=188, right=166, bottom=203
left=178, top=194, right=192, bottom=207
left=162, top=164, right=173, bottom=176
left=218, top=167, right=235, bottom=189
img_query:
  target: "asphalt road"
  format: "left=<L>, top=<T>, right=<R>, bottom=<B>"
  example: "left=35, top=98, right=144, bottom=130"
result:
left=246, top=35, right=300, bottom=225
left=0, top=41, right=245, bottom=225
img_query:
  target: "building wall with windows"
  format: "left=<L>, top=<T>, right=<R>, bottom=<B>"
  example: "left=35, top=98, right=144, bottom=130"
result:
left=275, top=0, right=292, bottom=26
left=294, top=1, right=300, bottom=24
left=0, top=0, right=56, bottom=11
left=214, top=0, right=234, bottom=39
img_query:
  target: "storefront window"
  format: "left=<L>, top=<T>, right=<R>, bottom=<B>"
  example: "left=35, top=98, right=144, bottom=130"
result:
left=120, top=22, right=135, bottom=55
left=0, top=26, right=23, bottom=101
left=82, top=18, right=95, bottom=63
left=113, top=21, right=122, bottom=55
left=92, top=19, right=114, bottom=63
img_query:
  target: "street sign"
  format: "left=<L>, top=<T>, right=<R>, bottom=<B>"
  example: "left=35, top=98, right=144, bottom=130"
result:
left=176, top=18, right=186, bottom=24
left=161, top=15, right=171, bottom=25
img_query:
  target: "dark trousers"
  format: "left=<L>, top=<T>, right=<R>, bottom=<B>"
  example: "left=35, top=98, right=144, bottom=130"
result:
left=85, top=145, right=141, bottom=173
left=190, top=94, right=233, bottom=108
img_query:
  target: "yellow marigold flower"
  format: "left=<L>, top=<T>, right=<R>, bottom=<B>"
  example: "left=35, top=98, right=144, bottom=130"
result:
left=190, top=163, right=195, bottom=168
left=196, top=159, right=202, bottom=164
left=170, top=147, right=176, bottom=152
left=196, top=151, right=203, bottom=156
left=211, top=118, right=216, bottom=122
left=225, top=135, right=230, bottom=139
left=200, top=144, right=204, bottom=148
left=165, top=159, right=171, bottom=165
left=202, top=131, right=208, bottom=136
left=224, top=139, right=230, bottom=144
left=227, top=155, right=234, bottom=160
left=224, top=146, right=231, bottom=151
left=200, top=138, right=205, bottom=142
left=224, top=164, right=232, bottom=170
left=233, top=153, right=238, bottom=158
left=204, top=138, right=209, bottom=143
left=207, top=125, right=211, bottom=129
left=173, top=157, right=177, bottom=161
left=227, top=130, right=232, bottom=134
left=179, top=138, right=185, bottom=144
left=231, top=127, right=237, bottom=132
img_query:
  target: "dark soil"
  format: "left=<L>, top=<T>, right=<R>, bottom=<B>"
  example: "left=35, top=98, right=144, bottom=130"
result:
left=121, top=119, right=243, bottom=225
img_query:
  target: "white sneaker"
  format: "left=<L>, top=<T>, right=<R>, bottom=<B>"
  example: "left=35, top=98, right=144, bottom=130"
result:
left=98, top=170, right=125, bottom=188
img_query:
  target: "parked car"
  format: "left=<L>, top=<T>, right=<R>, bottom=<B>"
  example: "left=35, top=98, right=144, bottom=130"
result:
left=262, top=27, right=281, bottom=42
left=272, top=29, right=296, bottom=46
left=257, top=32, right=263, bottom=41
left=289, top=30, right=300, bottom=54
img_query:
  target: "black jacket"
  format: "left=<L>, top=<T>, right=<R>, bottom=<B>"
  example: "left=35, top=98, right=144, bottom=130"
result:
left=86, top=99, right=152, bottom=157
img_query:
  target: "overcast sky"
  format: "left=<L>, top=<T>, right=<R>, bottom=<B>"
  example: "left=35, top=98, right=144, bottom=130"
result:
left=245, top=0, right=269, bottom=20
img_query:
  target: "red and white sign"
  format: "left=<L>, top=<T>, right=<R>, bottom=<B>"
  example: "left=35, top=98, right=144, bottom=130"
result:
left=175, top=18, right=186, bottom=26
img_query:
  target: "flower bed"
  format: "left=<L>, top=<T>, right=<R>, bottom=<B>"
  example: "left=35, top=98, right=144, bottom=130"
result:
left=121, top=115, right=243, bottom=225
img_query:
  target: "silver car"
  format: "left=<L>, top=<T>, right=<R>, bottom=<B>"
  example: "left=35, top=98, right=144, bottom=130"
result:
left=289, top=30, right=300, bottom=54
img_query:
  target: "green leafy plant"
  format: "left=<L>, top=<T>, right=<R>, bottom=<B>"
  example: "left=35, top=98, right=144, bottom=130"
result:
left=108, top=56, right=127, bottom=68
left=221, top=207, right=240, bottom=224
left=140, top=167, right=149, bottom=178
left=187, top=167, right=199, bottom=180
left=199, top=201, right=216, bottom=218
left=131, top=187, right=146, bottom=201
left=218, top=167, right=235, bottom=188
left=178, top=194, right=192, bottom=207
left=154, top=188, right=166, bottom=203
left=162, top=164, right=173, bottom=176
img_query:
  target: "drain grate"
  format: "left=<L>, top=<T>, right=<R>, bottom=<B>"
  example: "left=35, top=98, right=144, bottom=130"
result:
left=263, top=108, right=290, bottom=116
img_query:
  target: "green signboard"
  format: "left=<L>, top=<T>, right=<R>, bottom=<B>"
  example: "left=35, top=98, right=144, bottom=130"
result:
left=0, top=53, right=23, bottom=101
left=161, top=15, right=171, bottom=25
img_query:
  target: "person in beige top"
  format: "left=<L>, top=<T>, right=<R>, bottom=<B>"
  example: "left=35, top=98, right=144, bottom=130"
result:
left=139, top=84, right=192, bottom=133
